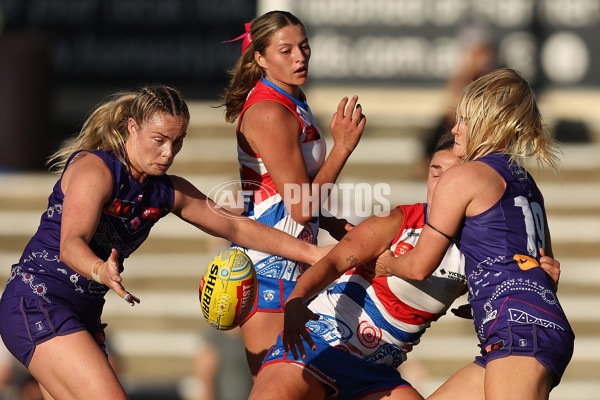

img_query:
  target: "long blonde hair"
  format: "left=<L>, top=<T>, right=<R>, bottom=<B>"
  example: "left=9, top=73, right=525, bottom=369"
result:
left=222, top=10, right=306, bottom=123
left=456, top=68, right=560, bottom=171
left=48, top=85, right=189, bottom=173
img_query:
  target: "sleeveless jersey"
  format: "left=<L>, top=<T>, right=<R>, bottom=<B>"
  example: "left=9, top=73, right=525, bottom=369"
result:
left=306, top=203, right=467, bottom=368
left=2, top=150, right=174, bottom=315
left=459, top=152, right=572, bottom=343
left=233, top=77, right=326, bottom=281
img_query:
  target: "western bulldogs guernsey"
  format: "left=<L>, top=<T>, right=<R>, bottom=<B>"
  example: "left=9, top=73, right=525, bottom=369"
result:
left=233, top=78, right=326, bottom=282
left=460, top=153, right=572, bottom=343
left=2, top=150, right=174, bottom=314
left=305, top=203, right=467, bottom=368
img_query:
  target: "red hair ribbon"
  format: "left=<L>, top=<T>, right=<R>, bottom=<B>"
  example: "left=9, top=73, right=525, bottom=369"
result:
left=223, top=22, right=252, bottom=54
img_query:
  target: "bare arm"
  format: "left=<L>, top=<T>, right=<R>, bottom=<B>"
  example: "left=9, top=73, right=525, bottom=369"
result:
left=241, top=96, right=365, bottom=225
left=170, top=175, right=329, bottom=265
left=282, top=208, right=404, bottom=359
left=59, top=153, right=138, bottom=304
left=376, top=163, right=499, bottom=280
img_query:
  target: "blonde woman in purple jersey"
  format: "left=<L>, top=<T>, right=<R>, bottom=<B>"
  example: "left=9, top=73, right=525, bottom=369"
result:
left=376, top=68, right=573, bottom=400
left=0, top=85, right=331, bottom=400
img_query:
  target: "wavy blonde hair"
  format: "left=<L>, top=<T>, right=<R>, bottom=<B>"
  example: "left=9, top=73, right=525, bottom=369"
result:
left=222, top=10, right=306, bottom=123
left=48, top=85, right=189, bottom=173
left=456, top=68, right=560, bottom=171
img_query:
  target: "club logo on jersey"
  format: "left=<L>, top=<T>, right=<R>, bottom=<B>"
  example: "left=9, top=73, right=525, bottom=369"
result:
left=299, top=224, right=315, bottom=243
left=513, top=254, right=540, bottom=270
left=394, top=242, right=414, bottom=256
left=509, top=163, right=526, bottom=180
left=103, top=199, right=135, bottom=219
left=142, top=207, right=162, bottom=220
left=302, top=125, right=321, bottom=143
left=262, top=289, right=275, bottom=302
left=357, top=320, right=382, bottom=349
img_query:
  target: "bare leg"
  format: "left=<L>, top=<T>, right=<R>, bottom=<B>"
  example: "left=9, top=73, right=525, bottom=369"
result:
left=28, top=331, right=126, bottom=400
left=194, top=343, right=219, bottom=400
left=39, top=383, right=55, bottom=400
left=240, top=311, right=284, bottom=379
left=361, top=386, right=424, bottom=400
left=249, top=362, right=327, bottom=400
left=485, top=355, right=553, bottom=400
left=427, top=363, right=485, bottom=400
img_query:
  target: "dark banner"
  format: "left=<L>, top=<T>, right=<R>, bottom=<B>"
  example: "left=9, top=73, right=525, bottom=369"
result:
left=289, top=0, right=600, bottom=89
left=0, top=0, right=257, bottom=98
left=0, top=0, right=257, bottom=169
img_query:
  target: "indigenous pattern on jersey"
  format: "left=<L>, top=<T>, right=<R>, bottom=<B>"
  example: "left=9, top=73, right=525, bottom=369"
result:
left=305, top=203, right=467, bottom=368
left=232, top=77, right=326, bottom=282
left=459, top=152, right=572, bottom=343
left=2, top=150, right=174, bottom=315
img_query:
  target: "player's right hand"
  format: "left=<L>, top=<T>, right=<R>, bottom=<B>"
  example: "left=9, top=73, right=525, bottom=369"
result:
left=282, top=297, right=319, bottom=360
left=103, top=248, right=140, bottom=306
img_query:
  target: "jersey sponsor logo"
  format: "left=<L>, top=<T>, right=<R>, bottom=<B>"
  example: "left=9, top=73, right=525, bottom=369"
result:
left=447, top=270, right=467, bottom=283
left=103, top=199, right=135, bottom=219
left=142, top=207, right=162, bottom=220
left=513, top=254, right=540, bottom=270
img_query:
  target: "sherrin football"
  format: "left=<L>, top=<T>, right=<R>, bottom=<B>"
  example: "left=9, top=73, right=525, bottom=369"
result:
left=199, top=249, right=257, bottom=330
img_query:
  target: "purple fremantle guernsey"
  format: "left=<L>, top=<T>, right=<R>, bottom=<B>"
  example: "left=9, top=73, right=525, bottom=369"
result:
left=2, top=150, right=174, bottom=315
left=459, top=152, right=572, bottom=343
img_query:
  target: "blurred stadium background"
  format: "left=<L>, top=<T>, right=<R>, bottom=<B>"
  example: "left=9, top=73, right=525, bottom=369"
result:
left=1, top=0, right=599, bottom=399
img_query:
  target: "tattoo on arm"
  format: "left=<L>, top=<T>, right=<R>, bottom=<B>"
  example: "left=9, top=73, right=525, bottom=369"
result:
left=346, top=255, right=358, bottom=268
left=343, top=237, right=352, bottom=243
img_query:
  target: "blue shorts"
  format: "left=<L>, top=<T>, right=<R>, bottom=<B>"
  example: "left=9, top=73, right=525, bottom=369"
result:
left=248, top=274, right=296, bottom=315
left=474, top=324, right=574, bottom=387
left=261, top=332, right=412, bottom=399
left=0, top=296, right=107, bottom=367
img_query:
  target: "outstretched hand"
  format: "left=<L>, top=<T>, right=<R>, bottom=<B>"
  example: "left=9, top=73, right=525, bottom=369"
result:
left=282, top=297, right=319, bottom=360
left=329, top=95, right=366, bottom=155
left=102, top=249, right=140, bottom=306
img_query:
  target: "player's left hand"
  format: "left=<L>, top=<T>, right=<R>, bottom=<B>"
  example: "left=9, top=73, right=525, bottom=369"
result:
left=373, top=250, right=395, bottom=277
left=329, top=95, right=366, bottom=155
left=539, top=248, right=560, bottom=292
left=282, top=297, right=319, bottom=360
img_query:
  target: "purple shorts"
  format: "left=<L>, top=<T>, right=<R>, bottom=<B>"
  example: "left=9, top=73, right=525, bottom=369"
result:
left=261, top=332, right=412, bottom=399
left=0, top=296, right=107, bottom=367
left=474, top=324, right=574, bottom=387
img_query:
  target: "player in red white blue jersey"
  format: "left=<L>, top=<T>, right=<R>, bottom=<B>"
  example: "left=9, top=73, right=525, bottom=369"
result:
left=222, top=10, right=365, bottom=377
left=249, top=140, right=562, bottom=399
